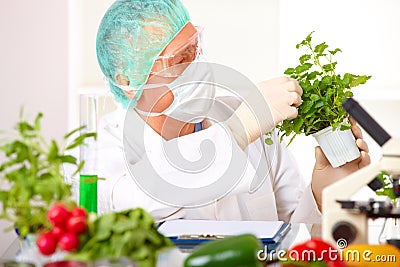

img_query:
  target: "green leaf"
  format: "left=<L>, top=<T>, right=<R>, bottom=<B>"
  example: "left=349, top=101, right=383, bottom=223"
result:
left=264, top=138, right=273, bottom=145
left=310, top=94, right=320, bottom=102
left=299, top=80, right=312, bottom=92
left=296, top=33, right=311, bottom=49
left=341, top=78, right=350, bottom=88
left=34, top=182, right=54, bottom=201
left=312, top=79, right=320, bottom=88
left=287, top=134, right=297, bottom=146
left=64, top=125, right=86, bottom=139
left=11, top=141, right=29, bottom=162
left=113, top=219, right=137, bottom=233
left=329, top=48, right=342, bottom=55
left=324, top=107, right=331, bottom=116
left=66, top=132, right=97, bottom=150
left=72, top=160, right=85, bottom=176
left=305, top=31, right=314, bottom=43
left=0, top=191, right=9, bottom=202
left=307, top=71, right=320, bottom=80
left=323, top=62, right=337, bottom=72
left=293, top=118, right=304, bottom=133
left=314, top=100, right=324, bottom=108
left=299, top=54, right=311, bottom=64
left=375, top=171, right=397, bottom=200
left=0, top=158, right=18, bottom=172
left=34, top=113, right=43, bottom=131
left=284, top=68, right=295, bottom=75
left=314, top=42, right=328, bottom=54
left=60, top=155, right=77, bottom=164
left=48, top=140, right=59, bottom=160
left=17, top=122, right=35, bottom=136
left=340, top=124, right=352, bottom=131
left=300, top=101, right=313, bottom=114
left=321, top=76, right=332, bottom=85
left=350, top=75, right=371, bottom=88
left=38, top=173, right=53, bottom=180
left=295, top=63, right=312, bottom=74
left=94, top=212, right=116, bottom=241
left=345, top=91, right=354, bottom=98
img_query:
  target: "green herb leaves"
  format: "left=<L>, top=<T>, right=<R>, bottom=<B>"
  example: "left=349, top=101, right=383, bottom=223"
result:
left=274, top=31, right=371, bottom=144
left=0, top=111, right=96, bottom=238
left=68, top=208, right=173, bottom=267
left=375, top=171, right=397, bottom=200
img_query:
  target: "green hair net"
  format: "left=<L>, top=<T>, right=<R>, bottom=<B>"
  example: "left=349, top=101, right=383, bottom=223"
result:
left=96, top=0, right=190, bottom=108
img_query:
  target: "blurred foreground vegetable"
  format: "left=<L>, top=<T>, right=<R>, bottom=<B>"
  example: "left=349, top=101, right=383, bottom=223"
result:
left=184, top=234, right=262, bottom=267
left=67, top=208, right=172, bottom=267
left=37, top=204, right=89, bottom=255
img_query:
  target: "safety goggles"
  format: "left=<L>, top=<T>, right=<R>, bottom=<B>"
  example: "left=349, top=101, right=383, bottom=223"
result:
left=150, top=26, right=203, bottom=78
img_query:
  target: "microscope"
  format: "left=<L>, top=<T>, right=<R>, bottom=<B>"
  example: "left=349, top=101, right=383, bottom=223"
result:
left=322, top=98, right=400, bottom=246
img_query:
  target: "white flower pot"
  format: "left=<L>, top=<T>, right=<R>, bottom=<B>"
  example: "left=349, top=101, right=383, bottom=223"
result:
left=312, top=125, right=360, bottom=168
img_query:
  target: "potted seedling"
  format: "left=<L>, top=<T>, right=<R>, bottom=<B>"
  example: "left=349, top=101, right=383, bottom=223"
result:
left=267, top=31, right=371, bottom=168
left=0, top=111, right=96, bottom=239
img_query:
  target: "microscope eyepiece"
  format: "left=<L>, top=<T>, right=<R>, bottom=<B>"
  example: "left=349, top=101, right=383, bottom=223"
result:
left=342, top=98, right=391, bottom=146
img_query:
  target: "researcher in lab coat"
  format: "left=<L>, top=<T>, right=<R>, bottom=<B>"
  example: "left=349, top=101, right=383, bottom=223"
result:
left=95, top=0, right=370, bottom=223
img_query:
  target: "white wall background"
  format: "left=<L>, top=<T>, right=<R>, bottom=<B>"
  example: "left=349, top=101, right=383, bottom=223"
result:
left=1, top=0, right=400, bottom=255
left=0, top=0, right=69, bottom=139
left=0, top=0, right=69, bottom=256
left=181, top=0, right=280, bottom=82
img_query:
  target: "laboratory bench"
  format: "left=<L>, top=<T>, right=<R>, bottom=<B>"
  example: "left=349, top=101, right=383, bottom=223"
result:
left=1, top=224, right=314, bottom=267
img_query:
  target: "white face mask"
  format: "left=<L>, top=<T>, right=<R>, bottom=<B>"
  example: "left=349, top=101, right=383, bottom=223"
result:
left=135, top=57, right=216, bottom=123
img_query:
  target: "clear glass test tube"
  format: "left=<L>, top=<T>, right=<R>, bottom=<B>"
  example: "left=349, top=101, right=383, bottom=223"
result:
left=79, top=94, right=98, bottom=213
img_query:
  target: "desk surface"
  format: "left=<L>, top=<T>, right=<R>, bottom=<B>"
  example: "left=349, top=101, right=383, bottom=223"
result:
left=1, top=224, right=313, bottom=267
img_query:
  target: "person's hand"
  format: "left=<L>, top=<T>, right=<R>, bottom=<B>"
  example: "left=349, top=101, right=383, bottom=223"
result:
left=225, top=76, right=303, bottom=149
left=257, top=76, right=303, bottom=126
left=311, top=118, right=371, bottom=211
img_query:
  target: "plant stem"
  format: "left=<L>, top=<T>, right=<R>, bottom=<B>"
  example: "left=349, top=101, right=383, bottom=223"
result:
left=307, top=43, right=327, bottom=76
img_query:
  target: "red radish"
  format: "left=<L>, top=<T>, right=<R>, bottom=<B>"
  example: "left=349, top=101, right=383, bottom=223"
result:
left=58, top=233, right=80, bottom=252
left=66, top=216, right=87, bottom=234
left=50, top=225, right=65, bottom=240
left=47, top=204, right=71, bottom=227
left=71, top=207, right=88, bottom=219
left=36, top=232, right=57, bottom=255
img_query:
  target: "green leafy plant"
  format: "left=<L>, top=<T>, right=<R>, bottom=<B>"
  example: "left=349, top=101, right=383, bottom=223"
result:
left=375, top=171, right=397, bottom=201
left=0, top=111, right=96, bottom=238
left=68, top=208, right=173, bottom=267
left=266, top=31, right=371, bottom=145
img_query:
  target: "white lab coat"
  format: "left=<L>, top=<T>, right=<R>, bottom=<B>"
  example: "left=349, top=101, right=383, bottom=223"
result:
left=96, top=108, right=321, bottom=224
